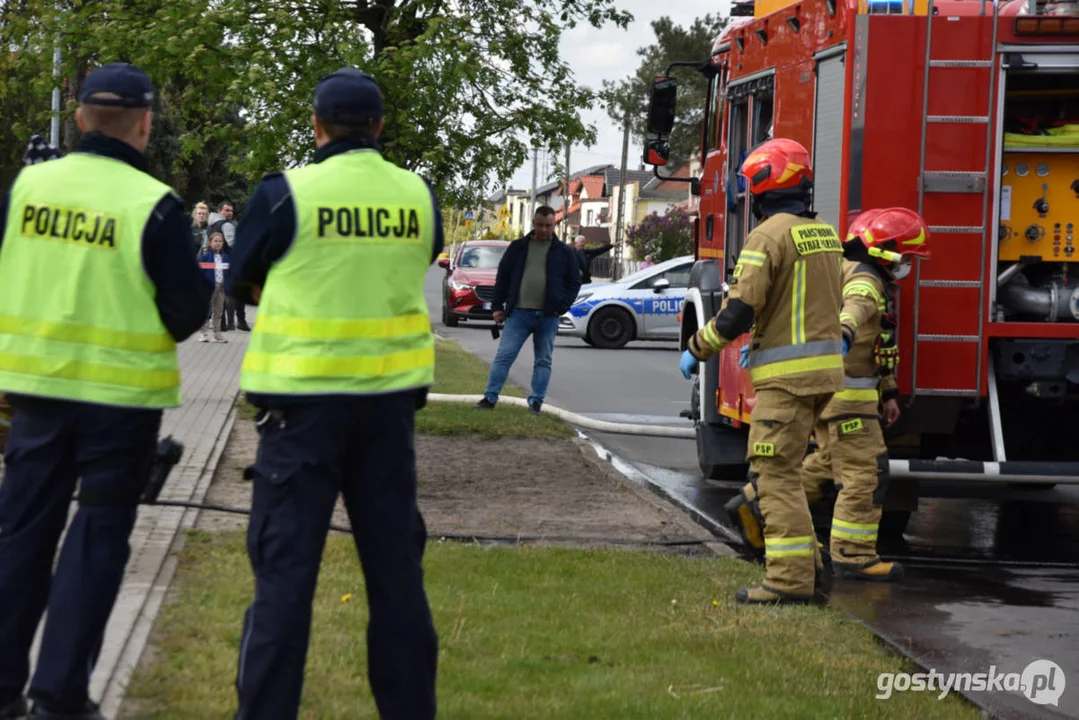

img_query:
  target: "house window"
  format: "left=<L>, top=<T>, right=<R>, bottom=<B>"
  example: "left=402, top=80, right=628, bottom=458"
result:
left=587, top=210, right=594, bottom=226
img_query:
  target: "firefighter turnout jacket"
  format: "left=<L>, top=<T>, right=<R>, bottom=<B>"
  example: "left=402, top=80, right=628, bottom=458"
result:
left=688, top=212, right=845, bottom=396
left=824, top=261, right=898, bottom=420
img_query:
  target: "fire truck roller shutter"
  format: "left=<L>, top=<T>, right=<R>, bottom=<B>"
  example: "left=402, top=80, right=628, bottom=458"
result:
left=812, top=53, right=847, bottom=229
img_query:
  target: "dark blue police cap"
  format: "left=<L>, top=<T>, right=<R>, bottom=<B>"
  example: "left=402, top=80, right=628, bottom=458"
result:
left=314, top=68, right=383, bottom=124
left=78, top=63, right=155, bottom=108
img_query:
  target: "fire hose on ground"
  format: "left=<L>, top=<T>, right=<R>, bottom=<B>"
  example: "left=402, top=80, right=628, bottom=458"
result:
left=112, top=395, right=1077, bottom=553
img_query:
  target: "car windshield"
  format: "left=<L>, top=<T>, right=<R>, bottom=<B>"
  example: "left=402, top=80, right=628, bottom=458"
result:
left=616, top=262, right=675, bottom=286
left=458, top=246, right=506, bottom=268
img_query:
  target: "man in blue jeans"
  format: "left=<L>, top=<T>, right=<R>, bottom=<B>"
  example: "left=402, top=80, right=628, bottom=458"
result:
left=476, top=205, right=581, bottom=413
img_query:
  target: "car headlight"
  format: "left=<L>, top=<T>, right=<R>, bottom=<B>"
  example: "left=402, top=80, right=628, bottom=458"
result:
left=572, top=292, right=593, bottom=306
left=449, top=279, right=473, bottom=292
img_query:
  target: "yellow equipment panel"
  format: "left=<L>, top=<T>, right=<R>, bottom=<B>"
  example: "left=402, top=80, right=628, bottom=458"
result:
left=999, top=152, right=1079, bottom=263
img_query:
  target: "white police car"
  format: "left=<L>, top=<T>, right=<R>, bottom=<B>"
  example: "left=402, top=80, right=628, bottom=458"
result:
left=559, top=255, right=693, bottom=349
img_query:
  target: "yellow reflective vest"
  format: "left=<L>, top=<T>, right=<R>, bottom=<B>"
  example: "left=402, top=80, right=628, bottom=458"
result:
left=0, top=153, right=181, bottom=408
left=240, top=149, right=436, bottom=395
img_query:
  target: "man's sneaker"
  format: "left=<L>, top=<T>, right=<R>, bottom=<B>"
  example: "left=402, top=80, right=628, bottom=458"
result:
left=197, top=332, right=209, bottom=342
left=1, top=696, right=28, bottom=718
left=474, top=398, right=495, bottom=409
left=29, top=700, right=103, bottom=719
left=528, top=401, right=542, bottom=415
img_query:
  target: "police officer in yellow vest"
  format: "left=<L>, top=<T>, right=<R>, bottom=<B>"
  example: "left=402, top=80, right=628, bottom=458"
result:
left=680, top=138, right=844, bottom=606
left=0, top=64, right=212, bottom=720
left=227, top=68, right=442, bottom=720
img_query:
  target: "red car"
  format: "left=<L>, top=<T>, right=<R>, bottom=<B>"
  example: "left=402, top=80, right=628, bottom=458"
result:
left=438, top=240, right=509, bottom=327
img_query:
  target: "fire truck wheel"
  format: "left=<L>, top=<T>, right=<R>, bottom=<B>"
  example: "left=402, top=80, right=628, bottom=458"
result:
left=588, top=307, right=634, bottom=349
left=692, top=377, right=747, bottom=480
left=879, top=510, right=912, bottom=539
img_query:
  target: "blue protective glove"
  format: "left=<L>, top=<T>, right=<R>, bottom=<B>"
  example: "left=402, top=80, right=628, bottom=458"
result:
left=842, top=336, right=851, bottom=356
left=738, top=344, right=750, bottom=369
left=680, top=349, right=699, bottom=380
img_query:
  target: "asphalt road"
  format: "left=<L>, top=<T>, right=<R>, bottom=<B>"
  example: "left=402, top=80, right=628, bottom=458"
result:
left=424, top=266, right=699, bottom=473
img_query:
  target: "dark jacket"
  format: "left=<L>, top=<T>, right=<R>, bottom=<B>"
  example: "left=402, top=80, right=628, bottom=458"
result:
left=191, top=223, right=208, bottom=254
left=575, top=243, right=614, bottom=284
left=198, top=250, right=231, bottom=287
left=493, top=233, right=582, bottom=317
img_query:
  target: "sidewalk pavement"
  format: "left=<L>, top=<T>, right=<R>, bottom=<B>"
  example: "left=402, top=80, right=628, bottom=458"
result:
left=24, top=327, right=252, bottom=717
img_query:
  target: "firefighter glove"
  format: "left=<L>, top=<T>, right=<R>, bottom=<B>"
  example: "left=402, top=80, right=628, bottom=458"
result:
left=739, top=344, right=750, bottom=369
left=680, top=349, right=698, bottom=380
left=875, top=332, right=899, bottom=371
left=842, top=336, right=851, bottom=356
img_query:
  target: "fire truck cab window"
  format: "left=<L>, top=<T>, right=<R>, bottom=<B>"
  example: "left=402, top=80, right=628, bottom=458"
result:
left=752, top=93, right=774, bottom=145
left=726, top=98, right=750, bottom=277
left=707, top=66, right=728, bottom=152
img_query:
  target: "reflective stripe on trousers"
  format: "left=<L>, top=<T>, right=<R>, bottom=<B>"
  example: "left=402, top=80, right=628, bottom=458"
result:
left=834, top=375, right=880, bottom=402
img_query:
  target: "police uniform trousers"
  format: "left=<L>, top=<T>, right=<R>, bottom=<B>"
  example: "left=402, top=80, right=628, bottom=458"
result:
left=0, top=395, right=161, bottom=713
left=234, top=392, right=437, bottom=720
left=800, top=416, right=889, bottom=565
left=747, top=388, right=831, bottom=596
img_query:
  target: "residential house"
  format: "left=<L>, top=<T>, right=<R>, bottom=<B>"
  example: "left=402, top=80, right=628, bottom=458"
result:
left=607, top=164, right=690, bottom=252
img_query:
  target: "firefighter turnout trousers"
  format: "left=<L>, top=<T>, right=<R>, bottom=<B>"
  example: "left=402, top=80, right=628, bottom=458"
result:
left=801, top=416, right=888, bottom=565
left=748, top=389, right=833, bottom=597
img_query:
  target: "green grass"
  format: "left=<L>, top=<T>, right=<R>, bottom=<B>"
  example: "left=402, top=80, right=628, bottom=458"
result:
left=233, top=339, right=570, bottom=439
left=123, top=533, right=979, bottom=720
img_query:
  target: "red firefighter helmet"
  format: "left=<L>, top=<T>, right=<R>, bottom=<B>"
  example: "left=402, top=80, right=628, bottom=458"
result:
left=739, top=138, right=814, bottom=195
left=845, top=207, right=931, bottom=268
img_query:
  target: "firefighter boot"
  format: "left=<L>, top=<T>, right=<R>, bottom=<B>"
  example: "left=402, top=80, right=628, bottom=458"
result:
left=833, top=558, right=905, bottom=582
left=735, top=585, right=812, bottom=606
left=736, top=390, right=828, bottom=604
left=725, top=479, right=765, bottom=559
left=827, top=416, right=901, bottom=581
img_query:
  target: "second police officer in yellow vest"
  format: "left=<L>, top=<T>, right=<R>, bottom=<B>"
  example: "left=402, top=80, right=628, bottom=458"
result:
left=0, top=64, right=212, bottom=720
left=680, top=138, right=845, bottom=605
left=227, top=69, right=442, bottom=720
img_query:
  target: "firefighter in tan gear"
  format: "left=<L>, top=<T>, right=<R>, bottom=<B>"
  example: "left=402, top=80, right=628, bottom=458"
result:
left=725, top=207, right=932, bottom=583
left=679, top=138, right=845, bottom=605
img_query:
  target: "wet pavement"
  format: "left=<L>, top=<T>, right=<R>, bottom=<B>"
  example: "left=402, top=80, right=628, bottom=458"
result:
left=612, top=455, right=1079, bottom=719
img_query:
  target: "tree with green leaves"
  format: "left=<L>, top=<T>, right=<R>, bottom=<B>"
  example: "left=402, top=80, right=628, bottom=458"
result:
left=625, top=205, right=694, bottom=262
left=602, top=14, right=728, bottom=169
left=0, top=0, right=635, bottom=212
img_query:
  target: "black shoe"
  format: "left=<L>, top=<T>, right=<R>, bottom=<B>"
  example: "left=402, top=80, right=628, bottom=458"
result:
left=528, top=401, right=542, bottom=415
left=29, top=700, right=103, bottom=719
left=237, top=323, right=251, bottom=332
left=474, top=398, right=495, bottom=409
left=1, top=696, right=27, bottom=718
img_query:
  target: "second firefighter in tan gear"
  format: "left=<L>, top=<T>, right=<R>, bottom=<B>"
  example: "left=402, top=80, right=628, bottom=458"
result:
left=682, top=138, right=844, bottom=605
left=801, top=260, right=901, bottom=581
left=729, top=207, right=932, bottom=583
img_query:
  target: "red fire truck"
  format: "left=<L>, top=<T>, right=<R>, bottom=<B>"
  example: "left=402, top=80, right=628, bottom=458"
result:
left=643, top=0, right=1079, bottom=527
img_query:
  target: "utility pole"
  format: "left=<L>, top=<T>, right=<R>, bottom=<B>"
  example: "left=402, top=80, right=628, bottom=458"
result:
left=563, top=143, right=571, bottom=242
left=613, top=111, right=631, bottom=281
left=50, top=12, right=61, bottom=147
left=529, top=147, right=539, bottom=225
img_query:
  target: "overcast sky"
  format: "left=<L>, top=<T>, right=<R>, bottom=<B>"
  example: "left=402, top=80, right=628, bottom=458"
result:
left=506, top=0, right=733, bottom=192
